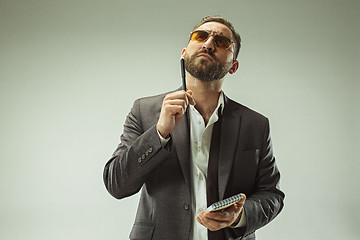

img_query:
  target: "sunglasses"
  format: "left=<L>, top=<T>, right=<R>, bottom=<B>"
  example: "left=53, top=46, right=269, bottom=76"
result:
left=190, top=30, right=233, bottom=50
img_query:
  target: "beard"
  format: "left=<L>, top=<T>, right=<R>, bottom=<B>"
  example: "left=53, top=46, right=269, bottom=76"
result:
left=184, top=49, right=232, bottom=82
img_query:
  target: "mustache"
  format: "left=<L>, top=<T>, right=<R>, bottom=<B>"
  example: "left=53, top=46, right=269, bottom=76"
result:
left=196, top=49, right=217, bottom=60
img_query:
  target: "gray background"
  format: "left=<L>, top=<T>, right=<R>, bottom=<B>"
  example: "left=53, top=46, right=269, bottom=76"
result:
left=1, top=0, right=359, bottom=239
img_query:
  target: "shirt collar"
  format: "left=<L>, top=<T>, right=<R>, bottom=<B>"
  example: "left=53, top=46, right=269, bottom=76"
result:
left=189, top=91, right=224, bottom=128
left=217, top=91, right=225, bottom=116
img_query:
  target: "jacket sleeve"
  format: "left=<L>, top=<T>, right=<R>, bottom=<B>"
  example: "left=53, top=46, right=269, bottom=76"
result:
left=103, top=99, right=172, bottom=199
left=229, top=119, right=285, bottom=239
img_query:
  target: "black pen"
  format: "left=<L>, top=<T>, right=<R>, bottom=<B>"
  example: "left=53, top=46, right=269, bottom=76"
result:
left=180, top=58, right=186, bottom=91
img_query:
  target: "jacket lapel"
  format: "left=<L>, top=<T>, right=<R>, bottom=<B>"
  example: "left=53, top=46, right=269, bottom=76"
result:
left=218, top=95, right=241, bottom=200
left=172, top=110, right=192, bottom=193
left=170, top=93, right=242, bottom=200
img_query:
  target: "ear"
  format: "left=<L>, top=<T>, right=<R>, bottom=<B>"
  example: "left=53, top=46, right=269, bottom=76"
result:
left=228, top=60, right=239, bottom=74
left=181, top=48, right=186, bottom=59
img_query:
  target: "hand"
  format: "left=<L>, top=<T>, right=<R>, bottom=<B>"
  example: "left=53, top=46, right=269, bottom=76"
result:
left=196, top=194, right=246, bottom=231
left=156, top=90, right=195, bottom=138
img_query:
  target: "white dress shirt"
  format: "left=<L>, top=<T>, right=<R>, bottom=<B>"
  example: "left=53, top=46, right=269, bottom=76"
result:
left=158, top=92, right=245, bottom=240
left=188, top=92, right=224, bottom=240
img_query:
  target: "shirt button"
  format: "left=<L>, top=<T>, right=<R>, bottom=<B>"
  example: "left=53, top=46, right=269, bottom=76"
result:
left=184, top=203, right=190, bottom=210
left=199, top=208, right=204, bottom=212
left=199, top=175, right=203, bottom=180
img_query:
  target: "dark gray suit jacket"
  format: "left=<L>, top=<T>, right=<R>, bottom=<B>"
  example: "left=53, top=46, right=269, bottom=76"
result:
left=103, top=91, right=284, bottom=240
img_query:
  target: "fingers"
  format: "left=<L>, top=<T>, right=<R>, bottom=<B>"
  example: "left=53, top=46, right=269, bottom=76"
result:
left=162, top=90, right=194, bottom=117
left=156, top=90, right=195, bottom=138
left=196, top=212, right=229, bottom=231
left=196, top=193, right=247, bottom=231
left=185, top=90, right=196, bottom=106
left=164, top=90, right=195, bottom=106
left=234, top=193, right=246, bottom=208
left=199, top=209, right=233, bottom=222
left=163, top=99, right=188, bottom=115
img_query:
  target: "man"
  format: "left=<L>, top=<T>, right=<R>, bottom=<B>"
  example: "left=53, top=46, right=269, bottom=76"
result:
left=103, top=16, right=284, bottom=240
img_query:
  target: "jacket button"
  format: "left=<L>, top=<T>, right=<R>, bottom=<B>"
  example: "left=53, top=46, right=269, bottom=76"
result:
left=137, top=157, right=142, bottom=163
left=141, top=154, right=145, bottom=160
left=148, top=147, right=153, bottom=153
left=184, top=203, right=190, bottom=210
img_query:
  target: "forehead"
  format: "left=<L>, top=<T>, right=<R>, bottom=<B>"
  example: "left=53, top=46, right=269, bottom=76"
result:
left=195, top=22, right=233, bottom=38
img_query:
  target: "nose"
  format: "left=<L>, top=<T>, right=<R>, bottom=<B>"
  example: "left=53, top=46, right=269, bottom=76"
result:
left=202, top=36, right=215, bottom=51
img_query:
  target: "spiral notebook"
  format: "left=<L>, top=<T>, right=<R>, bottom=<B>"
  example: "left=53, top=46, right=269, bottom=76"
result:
left=205, top=193, right=243, bottom=212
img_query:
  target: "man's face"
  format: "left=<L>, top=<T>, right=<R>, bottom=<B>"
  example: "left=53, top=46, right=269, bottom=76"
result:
left=182, top=22, right=237, bottom=82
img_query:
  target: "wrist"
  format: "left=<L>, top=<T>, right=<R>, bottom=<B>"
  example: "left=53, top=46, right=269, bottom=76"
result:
left=156, top=124, right=170, bottom=139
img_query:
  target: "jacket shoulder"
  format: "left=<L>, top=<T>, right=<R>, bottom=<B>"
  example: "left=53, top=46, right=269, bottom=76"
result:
left=129, top=90, right=177, bottom=128
left=136, top=89, right=178, bottom=105
left=226, top=96, right=269, bottom=123
left=133, top=91, right=172, bottom=114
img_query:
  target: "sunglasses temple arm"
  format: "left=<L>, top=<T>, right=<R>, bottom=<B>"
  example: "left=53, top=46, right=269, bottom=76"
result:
left=181, top=58, right=187, bottom=91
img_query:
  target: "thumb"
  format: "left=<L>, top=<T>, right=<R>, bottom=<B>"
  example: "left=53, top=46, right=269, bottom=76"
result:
left=234, top=194, right=246, bottom=208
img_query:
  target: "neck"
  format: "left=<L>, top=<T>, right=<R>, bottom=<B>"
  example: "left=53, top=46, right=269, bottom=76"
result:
left=186, top=73, right=224, bottom=123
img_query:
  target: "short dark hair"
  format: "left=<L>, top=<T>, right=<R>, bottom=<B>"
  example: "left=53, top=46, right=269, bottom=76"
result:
left=192, top=16, right=241, bottom=60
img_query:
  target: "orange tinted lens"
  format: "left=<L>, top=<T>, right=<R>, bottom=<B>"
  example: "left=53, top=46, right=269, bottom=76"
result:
left=214, top=35, right=232, bottom=49
left=191, top=31, right=209, bottom=42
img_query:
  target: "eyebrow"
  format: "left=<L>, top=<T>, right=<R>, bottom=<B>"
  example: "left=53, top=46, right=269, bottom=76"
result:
left=199, top=29, right=225, bottom=36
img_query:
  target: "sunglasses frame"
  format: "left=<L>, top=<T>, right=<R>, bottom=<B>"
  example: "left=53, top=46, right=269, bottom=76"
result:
left=189, top=30, right=234, bottom=51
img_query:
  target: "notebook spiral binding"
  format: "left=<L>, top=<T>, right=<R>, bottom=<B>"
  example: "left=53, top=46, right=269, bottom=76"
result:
left=205, top=193, right=243, bottom=212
